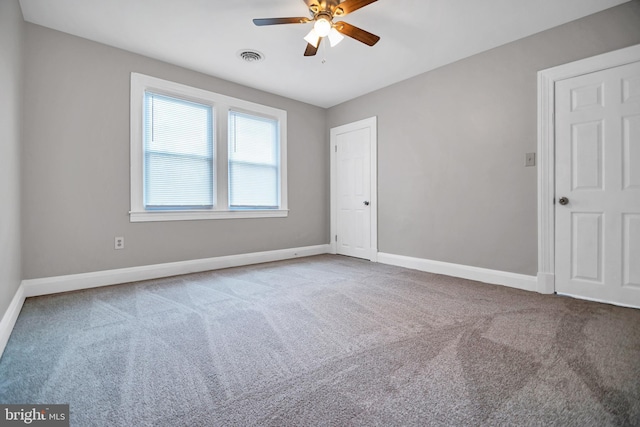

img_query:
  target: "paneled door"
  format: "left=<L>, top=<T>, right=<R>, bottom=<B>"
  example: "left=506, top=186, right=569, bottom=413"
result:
left=330, top=117, right=377, bottom=260
left=555, top=60, right=640, bottom=307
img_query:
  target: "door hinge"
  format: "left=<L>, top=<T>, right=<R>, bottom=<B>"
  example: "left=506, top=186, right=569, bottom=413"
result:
left=335, top=145, right=337, bottom=152
left=335, top=235, right=337, bottom=242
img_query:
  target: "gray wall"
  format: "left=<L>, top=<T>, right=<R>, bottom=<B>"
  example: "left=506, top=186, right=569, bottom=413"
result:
left=328, top=2, right=640, bottom=276
left=0, top=0, right=24, bottom=316
left=22, top=24, right=328, bottom=280
left=13, top=1, right=640, bottom=283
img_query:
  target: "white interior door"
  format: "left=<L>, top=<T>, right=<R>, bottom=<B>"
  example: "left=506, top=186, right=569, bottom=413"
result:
left=330, top=117, right=377, bottom=260
left=555, top=60, right=640, bottom=307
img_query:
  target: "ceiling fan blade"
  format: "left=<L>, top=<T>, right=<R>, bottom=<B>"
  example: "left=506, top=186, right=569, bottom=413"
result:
left=335, top=21, right=380, bottom=46
left=333, top=0, right=377, bottom=16
left=253, top=17, right=310, bottom=26
left=304, top=41, right=319, bottom=56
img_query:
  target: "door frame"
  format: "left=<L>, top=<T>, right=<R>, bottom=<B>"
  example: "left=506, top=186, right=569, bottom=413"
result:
left=537, top=44, right=640, bottom=294
left=329, top=116, right=378, bottom=261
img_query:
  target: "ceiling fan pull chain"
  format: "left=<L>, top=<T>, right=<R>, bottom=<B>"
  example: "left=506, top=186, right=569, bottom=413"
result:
left=322, top=37, right=327, bottom=63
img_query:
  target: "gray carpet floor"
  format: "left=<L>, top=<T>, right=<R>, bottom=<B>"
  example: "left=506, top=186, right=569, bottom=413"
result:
left=1, top=254, right=639, bottom=426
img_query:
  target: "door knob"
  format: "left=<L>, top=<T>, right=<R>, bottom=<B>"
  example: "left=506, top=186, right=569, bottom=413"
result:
left=363, top=201, right=370, bottom=206
left=559, top=197, right=569, bottom=205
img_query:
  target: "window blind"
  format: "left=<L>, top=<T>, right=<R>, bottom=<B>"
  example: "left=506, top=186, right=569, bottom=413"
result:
left=228, top=111, right=279, bottom=209
left=143, top=92, right=214, bottom=209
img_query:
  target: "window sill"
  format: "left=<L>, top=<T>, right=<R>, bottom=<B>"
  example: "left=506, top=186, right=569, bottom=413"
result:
left=129, top=209, right=289, bottom=222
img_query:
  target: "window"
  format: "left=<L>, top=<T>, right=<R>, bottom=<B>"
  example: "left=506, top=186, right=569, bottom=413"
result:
left=228, top=111, right=279, bottom=209
left=130, top=73, right=287, bottom=222
left=144, top=93, right=214, bottom=210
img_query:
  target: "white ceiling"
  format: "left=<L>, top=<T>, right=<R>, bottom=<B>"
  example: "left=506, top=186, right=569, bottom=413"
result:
left=19, top=0, right=629, bottom=108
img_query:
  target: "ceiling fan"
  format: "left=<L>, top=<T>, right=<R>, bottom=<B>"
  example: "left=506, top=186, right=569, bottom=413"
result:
left=253, top=0, right=380, bottom=57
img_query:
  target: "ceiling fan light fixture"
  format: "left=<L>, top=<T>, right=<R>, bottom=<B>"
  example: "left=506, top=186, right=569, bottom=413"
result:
left=328, top=27, right=344, bottom=47
left=304, top=28, right=321, bottom=48
left=313, top=16, right=332, bottom=37
left=253, top=0, right=380, bottom=57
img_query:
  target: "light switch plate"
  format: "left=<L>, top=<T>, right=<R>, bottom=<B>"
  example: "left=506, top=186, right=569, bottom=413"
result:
left=525, top=152, right=536, bottom=167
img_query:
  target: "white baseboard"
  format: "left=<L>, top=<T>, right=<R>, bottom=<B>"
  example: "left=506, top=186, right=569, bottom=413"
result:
left=536, top=272, right=555, bottom=294
left=0, top=244, right=329, bottom=359
left=377, top=252, right=539, bottom=293
left=0, top=282, right=26, bottom=359
left=5, top=246, right=542, bottom=358
left=22, top=244, right=330, bottom=297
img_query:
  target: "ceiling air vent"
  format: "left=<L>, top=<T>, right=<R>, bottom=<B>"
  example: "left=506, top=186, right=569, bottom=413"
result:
left=238, top=50, right=264, bottom=63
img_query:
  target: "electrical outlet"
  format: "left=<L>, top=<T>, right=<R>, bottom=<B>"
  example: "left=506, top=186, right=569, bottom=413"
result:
left=115, top=236, right=124, bottom=250
left=525, top=152, right=536, bottom=167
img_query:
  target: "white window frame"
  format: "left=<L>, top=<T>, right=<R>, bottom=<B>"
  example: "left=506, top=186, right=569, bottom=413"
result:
left=130, top=73, right=288, bottom=222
